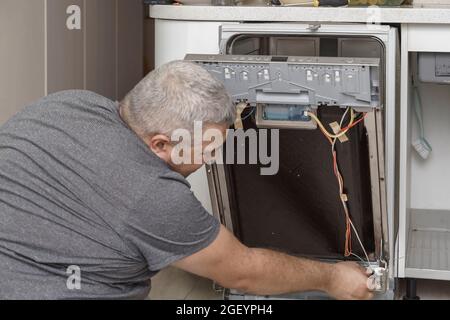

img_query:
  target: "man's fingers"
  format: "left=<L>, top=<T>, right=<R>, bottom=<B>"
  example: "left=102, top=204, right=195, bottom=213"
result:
left=345, top=261, right=365, bottom=271
left=354, top=261, right=367, bottom=272
left=366, top=267, right=374, bottom=276
left=358, top=264, right=368, bottom=273
left=366, top=276, right=376, bottom=290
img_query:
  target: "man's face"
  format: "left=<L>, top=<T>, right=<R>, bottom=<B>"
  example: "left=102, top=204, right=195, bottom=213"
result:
left=146, top=122, right=228, bottom=177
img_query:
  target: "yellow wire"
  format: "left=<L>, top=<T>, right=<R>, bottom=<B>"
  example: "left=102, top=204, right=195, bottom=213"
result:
left=307, top=109, right=355, bottom=139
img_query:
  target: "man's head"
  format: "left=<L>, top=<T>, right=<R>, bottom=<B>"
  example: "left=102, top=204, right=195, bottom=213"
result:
left=119, top=60, right=235, bottom=177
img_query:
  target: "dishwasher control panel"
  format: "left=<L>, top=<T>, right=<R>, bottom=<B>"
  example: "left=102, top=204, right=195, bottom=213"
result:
left=185, top=54, right=381, bottom=111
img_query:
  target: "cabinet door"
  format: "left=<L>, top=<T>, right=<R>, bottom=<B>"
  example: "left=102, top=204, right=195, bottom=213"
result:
left=117, top=0, right=144, bottom=100
left=47, top=0, right=84, bottom=94
left=85, top=0, right=117, bottom=100
left=0, top=0, right=46, bottom=124
left=47, top=0, right=143, bottom=100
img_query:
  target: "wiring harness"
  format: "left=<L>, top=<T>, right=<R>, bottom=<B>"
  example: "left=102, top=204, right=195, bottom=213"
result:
left=307, top=108, right=371, bottom=266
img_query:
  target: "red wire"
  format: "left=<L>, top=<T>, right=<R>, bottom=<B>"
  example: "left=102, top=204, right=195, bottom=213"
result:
left=319, top=111, right=367, bottom=257
left=340, top=113, right=367, bottom=132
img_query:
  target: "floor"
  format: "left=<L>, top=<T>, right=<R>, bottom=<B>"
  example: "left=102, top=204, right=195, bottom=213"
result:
left=149, top=267, right=222, bottom=300
left=149, top=267, right=450, bottom=300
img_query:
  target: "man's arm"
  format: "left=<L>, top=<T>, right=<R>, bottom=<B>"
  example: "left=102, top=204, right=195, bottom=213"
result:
left=173, top=225, right=373, bottom=300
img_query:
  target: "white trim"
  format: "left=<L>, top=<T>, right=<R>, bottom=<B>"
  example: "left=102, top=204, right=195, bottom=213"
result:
left=405, top=268, right=450, bottom=281
left=397, top=23, right=410, bottom=279
left=149, top=5, right=450, bottom=24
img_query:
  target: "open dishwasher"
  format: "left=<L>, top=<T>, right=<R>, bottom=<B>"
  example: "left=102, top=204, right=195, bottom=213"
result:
left=183, top=23, right=398, bottom=299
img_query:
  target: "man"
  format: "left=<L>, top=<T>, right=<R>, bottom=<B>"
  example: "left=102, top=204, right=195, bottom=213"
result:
left=0, top=61, right=373, bottom=300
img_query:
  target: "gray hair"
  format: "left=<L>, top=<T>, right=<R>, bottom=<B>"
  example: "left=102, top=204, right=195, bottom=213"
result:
left=120, top=60, right=235, bottom=137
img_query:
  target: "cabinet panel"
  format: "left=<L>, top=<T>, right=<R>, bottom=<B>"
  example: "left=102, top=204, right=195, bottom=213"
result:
left=118, top=0, right=144, bottom=100
left=407, top=24, right=450, bottom=52
left=47, top=0, right=84, bottom=94
left=85, top=0, right=117, bottom=100
left=0, top=0, right=46, bottom=125
left=144, top=18, right=155, bottom=74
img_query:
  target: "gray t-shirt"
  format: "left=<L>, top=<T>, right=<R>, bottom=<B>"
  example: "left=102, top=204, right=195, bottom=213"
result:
left=0, top=90, right=220, bottom=299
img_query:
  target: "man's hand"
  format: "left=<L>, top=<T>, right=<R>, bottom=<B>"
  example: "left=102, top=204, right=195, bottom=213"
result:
left=325, top=261, right=374, bottom=300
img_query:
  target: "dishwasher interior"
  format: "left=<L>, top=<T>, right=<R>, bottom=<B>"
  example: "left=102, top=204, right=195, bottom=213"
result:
left=224, top=33, right=384, bottom=262
left=186, top=24, right=397, bottom=299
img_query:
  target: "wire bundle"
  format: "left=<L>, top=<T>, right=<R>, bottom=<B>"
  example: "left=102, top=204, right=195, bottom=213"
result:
left=307, top=108, right=370, bottom=266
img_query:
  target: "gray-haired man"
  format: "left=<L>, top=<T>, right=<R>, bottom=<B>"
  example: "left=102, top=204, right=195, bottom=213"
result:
left=0, top=61, right=372, bottom=300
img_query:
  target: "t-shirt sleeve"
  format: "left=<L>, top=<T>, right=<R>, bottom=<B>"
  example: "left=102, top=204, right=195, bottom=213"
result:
left=124, top=175, right=221, bottom=271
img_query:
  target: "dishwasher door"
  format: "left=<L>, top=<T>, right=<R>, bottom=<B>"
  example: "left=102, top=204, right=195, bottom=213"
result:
left=204, top=23, right=398, bottom=299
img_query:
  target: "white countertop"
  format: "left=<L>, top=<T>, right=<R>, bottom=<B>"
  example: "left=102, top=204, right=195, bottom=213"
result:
left=149, top=4, right=450, bottom=24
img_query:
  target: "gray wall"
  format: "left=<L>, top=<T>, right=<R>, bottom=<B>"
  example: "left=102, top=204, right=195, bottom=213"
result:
left=47, top=0, right=144, bottom=100
left=0, top=0, right=144, bottom=126
left=0, top=0, right=46, bottom=125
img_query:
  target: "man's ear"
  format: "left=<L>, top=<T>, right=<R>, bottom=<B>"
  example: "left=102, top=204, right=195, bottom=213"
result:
left=146, top=134, right=172, bottom=163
